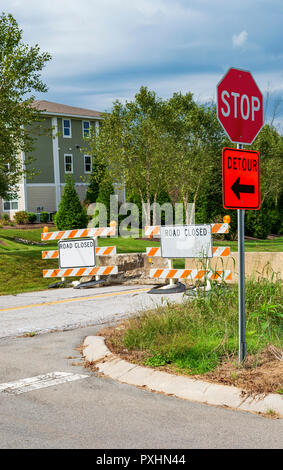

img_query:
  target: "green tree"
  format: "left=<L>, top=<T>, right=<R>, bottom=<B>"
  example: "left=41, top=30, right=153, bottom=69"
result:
left=96, top=178, right=114, bottom=219
left=54, top=176, right=88, bottom=230
left=88, top=87, right=175, bottom=225
left=251, top=124, right=283, bottom=206
left=165, top=95, right=226, bottom=223
left=242, top=124, right=283, bottom=239
left=0, top=13, right=51, bottom=198
left=84, top=157, right=106, bottom=205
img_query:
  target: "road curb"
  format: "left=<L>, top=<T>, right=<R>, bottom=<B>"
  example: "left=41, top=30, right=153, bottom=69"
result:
left=83, top=336, right=283, bottom=417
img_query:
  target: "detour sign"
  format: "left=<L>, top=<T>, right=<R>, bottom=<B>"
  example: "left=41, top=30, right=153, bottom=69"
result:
left=222, top=147, right=261, bottom=210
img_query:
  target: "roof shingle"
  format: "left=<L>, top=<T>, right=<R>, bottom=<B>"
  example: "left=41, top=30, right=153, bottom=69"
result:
left=31, top=100, right=103, bottom=118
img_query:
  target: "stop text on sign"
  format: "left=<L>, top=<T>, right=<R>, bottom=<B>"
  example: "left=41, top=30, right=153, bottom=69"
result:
left=220, top=91, right=261, bottom=121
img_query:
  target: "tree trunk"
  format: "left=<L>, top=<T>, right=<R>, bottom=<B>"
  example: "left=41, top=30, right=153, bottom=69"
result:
left=152, top=192, right=158, bottom=225
left=140, top=190, right=151, bottom=227
left=183, top=194, right=189, bottom=224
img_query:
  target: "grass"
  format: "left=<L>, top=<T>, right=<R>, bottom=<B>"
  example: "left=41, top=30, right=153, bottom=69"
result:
left=0, top=227, right=161, bottom=295
left=1, top=226, right=282, bottom=254
left=105, top=278, right=283, bottom=380
left=0, top=251, right=59, bottom=295
left=215, top=236, right=283, bottom=253
left=0, top=226, right=282, bottom=295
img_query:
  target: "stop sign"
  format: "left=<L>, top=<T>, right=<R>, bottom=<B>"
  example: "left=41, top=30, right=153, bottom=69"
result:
left=217, top=68, right=263, bottom=145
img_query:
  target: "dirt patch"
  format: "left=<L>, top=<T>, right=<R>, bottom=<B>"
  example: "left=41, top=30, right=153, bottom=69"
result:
left=98, top=323, right=283, bottom=398
left=195, top=347, right=283, bottom=397
left=0, top=239, right=7, bottom=246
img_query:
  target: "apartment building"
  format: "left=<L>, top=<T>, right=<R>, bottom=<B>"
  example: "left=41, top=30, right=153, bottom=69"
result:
left=1, top=100, right=103, bottom=219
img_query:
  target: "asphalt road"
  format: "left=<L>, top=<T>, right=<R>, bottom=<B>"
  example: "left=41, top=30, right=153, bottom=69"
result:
left=0, top=286, right=282, bottom=449
left=0, top=284, right=185, bottom=338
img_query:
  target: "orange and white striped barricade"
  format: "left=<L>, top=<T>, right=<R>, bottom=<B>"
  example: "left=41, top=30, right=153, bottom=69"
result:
left=150, top=268, right=231, bottom=281
left=146, top=246, right=231, bottom=258
left=41, top=227, right=117, bottom=287
left=149, top=268, right=232, bottom=281
left=42, top=246, right=117, bottom=260
left=43, top=266, right=118, bottom=279
left=145, top=224, right=232, bottom=292
left=41, top=227, right=115, bottom=242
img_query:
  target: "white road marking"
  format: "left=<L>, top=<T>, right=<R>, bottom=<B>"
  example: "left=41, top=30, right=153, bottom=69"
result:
left=0, top=372, right=89, bottom=395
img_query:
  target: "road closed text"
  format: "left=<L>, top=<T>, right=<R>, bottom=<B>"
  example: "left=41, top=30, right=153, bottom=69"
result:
left=60, top=240, right=94, bottom=250
left=163, top=227, right=209, bottom=238
left=160, top=225, right=212, bottom=259
left=58, top=238, right=96, bottom=269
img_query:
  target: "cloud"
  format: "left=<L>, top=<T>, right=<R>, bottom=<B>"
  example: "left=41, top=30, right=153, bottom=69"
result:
left=232, top=30, right=248, bottom=48
left=0, top=0, right=282, bottom=126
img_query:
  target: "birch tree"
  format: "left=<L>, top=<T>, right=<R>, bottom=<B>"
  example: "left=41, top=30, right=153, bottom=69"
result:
left=165, top=94, right=225, bottom=223
left=87, top=87, right=174, bottom=225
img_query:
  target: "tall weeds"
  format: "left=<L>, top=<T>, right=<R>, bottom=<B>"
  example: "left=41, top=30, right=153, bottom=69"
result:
left=119, top=278, right=282, bottom=374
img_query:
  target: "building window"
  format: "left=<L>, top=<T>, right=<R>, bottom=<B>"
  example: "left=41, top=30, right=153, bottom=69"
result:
left=63, top=119, right=71, bottom=138
left=82, top=121, right=90, bottom=137
left=84, top=155, right=92, bottom=173
left=3, top=196, right=18, bottom=211
left=64, top=154, right=73, bottom=173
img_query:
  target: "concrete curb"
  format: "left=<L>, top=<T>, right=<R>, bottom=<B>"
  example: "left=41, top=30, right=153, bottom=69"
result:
left=83, top=336, right=283, bottom=417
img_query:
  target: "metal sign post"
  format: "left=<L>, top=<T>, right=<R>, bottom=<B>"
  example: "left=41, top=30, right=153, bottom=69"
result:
left=237, top=142, right=247, bottom=363
left=217, top=68, right=263, bottom=365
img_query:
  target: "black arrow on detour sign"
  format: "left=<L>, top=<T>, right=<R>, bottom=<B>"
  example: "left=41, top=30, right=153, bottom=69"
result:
left=231, top=177, right=255, bottom=200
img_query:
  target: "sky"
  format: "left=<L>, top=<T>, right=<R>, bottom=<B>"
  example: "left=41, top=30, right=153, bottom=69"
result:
left=1, top=0, right=283, bottom=128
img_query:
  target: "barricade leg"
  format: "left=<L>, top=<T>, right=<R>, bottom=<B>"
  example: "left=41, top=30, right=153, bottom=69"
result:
left=93, top=237, right=100, bottom=282
left=168, top=259, right=175, bottom=287
left=205, top=258, right=211, bottom=292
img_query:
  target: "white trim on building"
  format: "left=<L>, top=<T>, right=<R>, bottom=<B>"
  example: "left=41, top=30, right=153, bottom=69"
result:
left=51, top=117, right=61, bottom=211
left=40, top=111, right=103, bottom=120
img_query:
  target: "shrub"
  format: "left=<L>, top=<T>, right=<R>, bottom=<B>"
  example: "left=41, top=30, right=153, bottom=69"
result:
left=1, top=213, right=10, bottom=223
left=54, top=176, right=88, bottom=230
left=40, top=211, right=49, bottom=223
left=27, top=212, right=37, bottom=224
left=14, top=211, right=29, bottom=225
left=246, top=208, right=272, bottom=239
